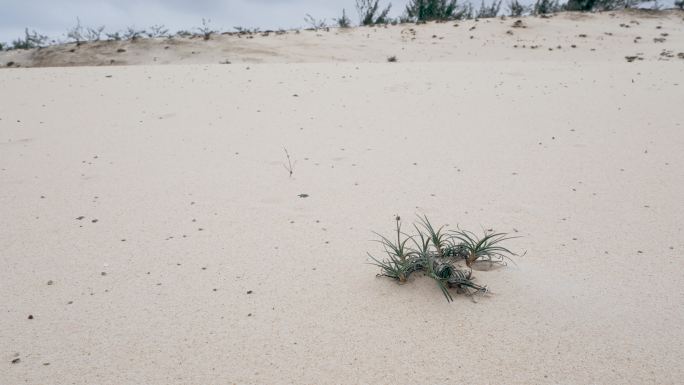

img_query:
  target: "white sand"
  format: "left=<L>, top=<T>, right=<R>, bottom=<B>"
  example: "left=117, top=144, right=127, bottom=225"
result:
left=1, top=10, right=684, bottom=384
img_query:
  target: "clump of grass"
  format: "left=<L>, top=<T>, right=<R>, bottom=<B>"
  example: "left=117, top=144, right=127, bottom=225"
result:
left=335, top=9, right=353, bottom=28
left=367, top=215, right=518, bottom=302
left=356, top=0, right=392, bottom=26
left=450, top=229, right=518, bottom=267
left=367, top=216, right=418, bottom=283
left=416, top=215, right=449, bottom=257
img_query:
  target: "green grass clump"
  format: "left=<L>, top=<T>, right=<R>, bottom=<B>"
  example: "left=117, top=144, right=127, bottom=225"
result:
left=450, top=229, right=518, bottom=267
left=367, top=215, right=518, bottom=302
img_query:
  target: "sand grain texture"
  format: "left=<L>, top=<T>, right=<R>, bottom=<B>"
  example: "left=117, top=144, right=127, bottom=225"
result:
left=1, top=11, right=684, bottom=385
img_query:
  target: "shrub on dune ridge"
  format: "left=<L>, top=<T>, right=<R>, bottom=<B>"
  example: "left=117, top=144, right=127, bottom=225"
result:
left=85, top=25, right=105, bottom=41
left=533, top=0, right=562, bottom=14
left=10, top=28, right=49, bottom=50
left=304, top=14, right=328, bottom=30
left=405, top=0, right=473, bottom=21
left=476, top=0, right=503, bottom=18
left=335, top=9, right=353, bottom=28
left=368, top=216, right=518, bottom=302
left=123, top=27, right=145, bottom=41
left=507, top=0, right=528, bottom=15
left=66, top=18, right=85, bottom=45
left=356, top=0, right=392, bottom=25
left=146, top=25, right=169, bottom=38
left=197, top=18, right=217, bottom=40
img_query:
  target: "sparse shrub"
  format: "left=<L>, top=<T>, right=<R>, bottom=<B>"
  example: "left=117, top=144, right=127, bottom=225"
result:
left=533, top=0, right=561, bottom=14
left=11, top=28, right=49, bottom=50
left=197, top=18, right=216, bottom=40
left=507, top=0, right=527, bottom=15
left=175, top=30, right=193, bottom=38
left=356, top=0, right=392, bottom=25
left=563, top=0, right=646, bottom=10
left=66, top=18, right=85, bottom=45
left=476, top=0, right=503, bottom=17
left=563, top=0, right=596, bottom=10
left=675, top=0, right=684, bottom=9
left=460, top=3, right=475, bottom=19
left=123, top=27, right=145, bottom=41
left=304, top=14, right=327, bottom=30
left=85, top=26, right=105, bottom=41
left=368, top=216, right=518, bottom=302
left=106, top=31, right=122, bottom=41
left=335, top=8, right=353, bottom=28
left=147, top=24, right=169, bottom=38
left=405, top=0, right=470, bottom=21
left=233, top=26, right=260, bottom=34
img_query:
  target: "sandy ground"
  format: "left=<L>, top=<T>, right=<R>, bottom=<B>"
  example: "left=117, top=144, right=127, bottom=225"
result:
left=1, top=10, right=684, bottom=385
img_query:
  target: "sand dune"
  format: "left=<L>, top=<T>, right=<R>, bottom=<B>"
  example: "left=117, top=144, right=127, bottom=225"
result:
left=2, top=10, right=684, bottom=67
left=1, top=10, right=684, bottom=385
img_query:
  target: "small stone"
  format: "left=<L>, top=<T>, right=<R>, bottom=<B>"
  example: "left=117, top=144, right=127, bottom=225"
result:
left=298, top=193, right=309, bottom=198
left=91, top=219, right=98, bottom=223
left=28, top=315, right=33, bottom=320
left=11, top=358, right=20, bottom=364
left=247, top=290, right=253, bottom=294
left=47, top=280, right=53, bottom=285
left=101, top=272, right=107, bottom=276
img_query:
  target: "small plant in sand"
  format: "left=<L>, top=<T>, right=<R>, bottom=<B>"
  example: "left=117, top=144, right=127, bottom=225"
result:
left=533, top=0, right=561, bottom=14
left=106, top=31, right=122, bottom=41
left=507, top=0, right=527, bottom=16
left=405, top=0, right=472, bottom=21
left=283, top=148, right=295, bottom=178
left=67, top=18, right=86, bottom=46
left=387, top=55, right=398, bottom=62
left=304, top=14, right=328, bottom=30
left=356, top=0, right=392, bottom=25
left=10, top=28, right=49, bottom=50
left=197, top=18, right=217, bottom=40
left=476, top=0, right=503, bottom=18
left=123, top=27, right=145, bottom=41
left=146, top=25, right=170, bottom=38
left=449, top=229, right=518, bottom=267
left=85, top=26, right=105, bottom=42
left=336, top=9, right=353, bottom=28
left=367, top=216, right=518, bottom=302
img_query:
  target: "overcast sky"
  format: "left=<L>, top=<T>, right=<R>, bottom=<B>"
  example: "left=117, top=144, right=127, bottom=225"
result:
left=0, top=0, right=421, bottom=43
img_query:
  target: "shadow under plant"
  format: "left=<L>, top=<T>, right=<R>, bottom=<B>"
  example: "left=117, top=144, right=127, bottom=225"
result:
left=367, top=215, right=518, bottom=302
